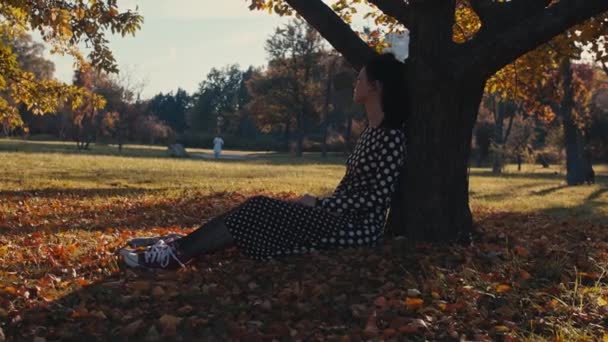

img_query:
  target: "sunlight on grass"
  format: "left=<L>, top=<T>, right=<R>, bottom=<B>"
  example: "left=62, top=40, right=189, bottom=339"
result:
left=469, top=164, right=607, bottom=223
left=1, top=139, right=607, bottom=223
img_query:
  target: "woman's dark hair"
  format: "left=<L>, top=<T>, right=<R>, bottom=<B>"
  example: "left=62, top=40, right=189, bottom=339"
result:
left=364, top=53, right=408, bottom=130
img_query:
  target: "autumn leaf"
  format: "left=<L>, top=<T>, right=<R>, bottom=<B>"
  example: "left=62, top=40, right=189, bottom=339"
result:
left=374, top=296, right=387, bottom=309
left=495, top=325, right=510, bottom=333
left=363, top=312, right=378, bottom=337
left=2, top=187, right=608, bottom=340
left=518, top=270, right=532, bottom=280
left=496, top=284, right=512, bottom=293
left=382, top=328, right=397, bottom=338
left=158, top=314, right=182, bottom=337
left=405, top=297, right=424, bottom=310
left=122, top=320, right=144, bottom=336
left=513, top=246, right=529, bottom=258
left=128, top=281, right=151, bottom=292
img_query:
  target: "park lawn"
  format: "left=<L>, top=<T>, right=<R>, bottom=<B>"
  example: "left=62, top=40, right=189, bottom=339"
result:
left=1, top=139, right=607, bottom=341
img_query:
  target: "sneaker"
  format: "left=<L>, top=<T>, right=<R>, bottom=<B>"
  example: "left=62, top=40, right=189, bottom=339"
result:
left=127, top=233, right=184, bottom=248
left=120, top=240, right=188, bottom=270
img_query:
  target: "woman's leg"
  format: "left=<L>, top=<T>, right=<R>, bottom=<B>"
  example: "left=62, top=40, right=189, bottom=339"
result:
left=120, top=204, right=243, bottom=269
left=174, top=210, right=235, bottom=259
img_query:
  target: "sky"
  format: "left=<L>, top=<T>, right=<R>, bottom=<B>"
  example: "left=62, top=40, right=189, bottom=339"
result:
left=42, top=0, right=291, bottom=98
left=40, top=0, right=389, bottom=99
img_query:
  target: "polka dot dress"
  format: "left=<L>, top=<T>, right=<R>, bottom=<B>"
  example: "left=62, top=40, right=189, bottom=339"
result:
left=224, top=125, right=406, bottom=259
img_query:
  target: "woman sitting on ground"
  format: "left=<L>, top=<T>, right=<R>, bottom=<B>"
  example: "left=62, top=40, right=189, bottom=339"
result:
left=120, top=53, right=408, bottom=269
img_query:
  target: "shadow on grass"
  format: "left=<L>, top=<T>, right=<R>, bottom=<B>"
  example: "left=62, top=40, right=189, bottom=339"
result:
left=0, top=139, right=171, bottom=159
left=0, top=187, right=160, bottom=199
left=538, top=186, right=608, bottom=225
left=470, top=169, right=608, bottom=185
left=587, top=187, right=608, bottom=201
left=530, top=184, right=569, bottom=196
left=469, top=169, right=564, bottom=181
left=470, top=182, right=549, bottom=202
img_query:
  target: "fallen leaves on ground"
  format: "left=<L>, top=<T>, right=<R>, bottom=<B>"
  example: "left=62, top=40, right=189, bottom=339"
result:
left=1, top=190, right=607, bottom=341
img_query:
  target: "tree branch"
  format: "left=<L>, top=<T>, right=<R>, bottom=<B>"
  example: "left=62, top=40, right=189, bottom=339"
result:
left=601, top=61, right=608, bottom=77
left=367, top=0, right=411, bottom=26
left=471, top=0, right=551, bottom=30
left=284, top=0, right=375, bottom=70
left=461, top=0, right=608, bottom=79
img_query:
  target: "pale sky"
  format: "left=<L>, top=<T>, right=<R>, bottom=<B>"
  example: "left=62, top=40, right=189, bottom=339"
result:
left=41, top=0, right=382, bottom=99
left=41, top=0, right=290, bottom=98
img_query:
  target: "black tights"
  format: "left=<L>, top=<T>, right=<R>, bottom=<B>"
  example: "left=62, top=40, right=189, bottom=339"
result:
left=176, top=206, right=240, bottom=260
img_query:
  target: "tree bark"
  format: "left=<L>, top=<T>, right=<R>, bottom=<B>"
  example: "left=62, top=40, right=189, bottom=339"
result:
left=384, top=2, right=486, bottom=242
left=344, top=114, right=353, bottom=156
left=283, top=120, right=291, bottom=152
left=560, top=59, right=589, bottom=185
left=492, top=98, right=505, bottom=174
left=385, top=78, right=485, bottom=241
left=295, top=108, right=304, bottom=157
left=321, top=62, right=334, bottom=158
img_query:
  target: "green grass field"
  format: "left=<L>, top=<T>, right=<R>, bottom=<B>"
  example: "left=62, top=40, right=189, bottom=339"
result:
left=1, top=138, right=606, bottom=223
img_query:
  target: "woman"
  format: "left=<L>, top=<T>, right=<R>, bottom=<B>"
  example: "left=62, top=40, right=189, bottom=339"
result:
left=120, top=53, right=408, bottom=269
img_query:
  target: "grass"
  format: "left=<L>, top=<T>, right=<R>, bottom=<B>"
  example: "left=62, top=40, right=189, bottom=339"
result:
left=1, top=138, right=606, bottom=223
left=0, top=138, right=345, bottom=196
left=469, top=164, right=608, bottom=223
left=1, top=138, right=607, bottom=341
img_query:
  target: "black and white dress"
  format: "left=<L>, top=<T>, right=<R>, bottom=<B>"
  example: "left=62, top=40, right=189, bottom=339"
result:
left=224, top=125, right=406, bottom=259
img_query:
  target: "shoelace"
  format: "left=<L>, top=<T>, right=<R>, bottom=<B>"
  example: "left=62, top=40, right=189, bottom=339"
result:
left=143, top=240, right=185, bottom=268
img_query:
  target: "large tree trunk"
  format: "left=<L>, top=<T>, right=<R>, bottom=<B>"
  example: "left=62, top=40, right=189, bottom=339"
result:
left=385, top=3, right=484, bottom=241
left=560, top=59, right=589, bottom=185
left=387, top=81, right=485, bottom=241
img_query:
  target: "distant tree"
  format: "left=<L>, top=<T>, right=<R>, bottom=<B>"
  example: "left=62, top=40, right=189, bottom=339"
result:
left=6, top=34, right=56, bottom=135
left=0, top=1, right=142, bottom=131
left=252, top=18, right=325, bottom=156
left=148, top=88, right=191, bottom=134
left=188, top=65, right=246, bottom=133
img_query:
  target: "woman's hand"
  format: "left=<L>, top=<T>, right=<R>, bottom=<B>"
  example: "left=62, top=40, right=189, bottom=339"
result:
left=296, top=194, right=317, bottom=207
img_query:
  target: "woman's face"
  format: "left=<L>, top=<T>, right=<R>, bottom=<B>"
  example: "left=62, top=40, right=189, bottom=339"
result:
left=353, top=67, right=380, bottom=105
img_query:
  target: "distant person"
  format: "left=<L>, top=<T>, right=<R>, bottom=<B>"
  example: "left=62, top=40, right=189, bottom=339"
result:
left=120, top=53, right=408, bottom=270
left=213, top=135, right=224, bottom=159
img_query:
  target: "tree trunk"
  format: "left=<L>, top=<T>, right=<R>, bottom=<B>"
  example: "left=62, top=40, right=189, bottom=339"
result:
left=387, top=80, right=486, bottom=242
left=492, top=100, right=505, bottom=174
left=321, top=71, right=332, bottom=158
left=283, top=120, right=291, bottom=152
left=322, top=121, right=329, bottom=158
left=385, top=4, right=484, bottom=242
left=344, top=115, right=353, bottom=156
left=117, top=126, right=123, bottom=153
left=295, top=108, right=304, bottom=157
left=517, top=154, right=522, bottom=171
left=560, top=59, right=588, bottom=185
